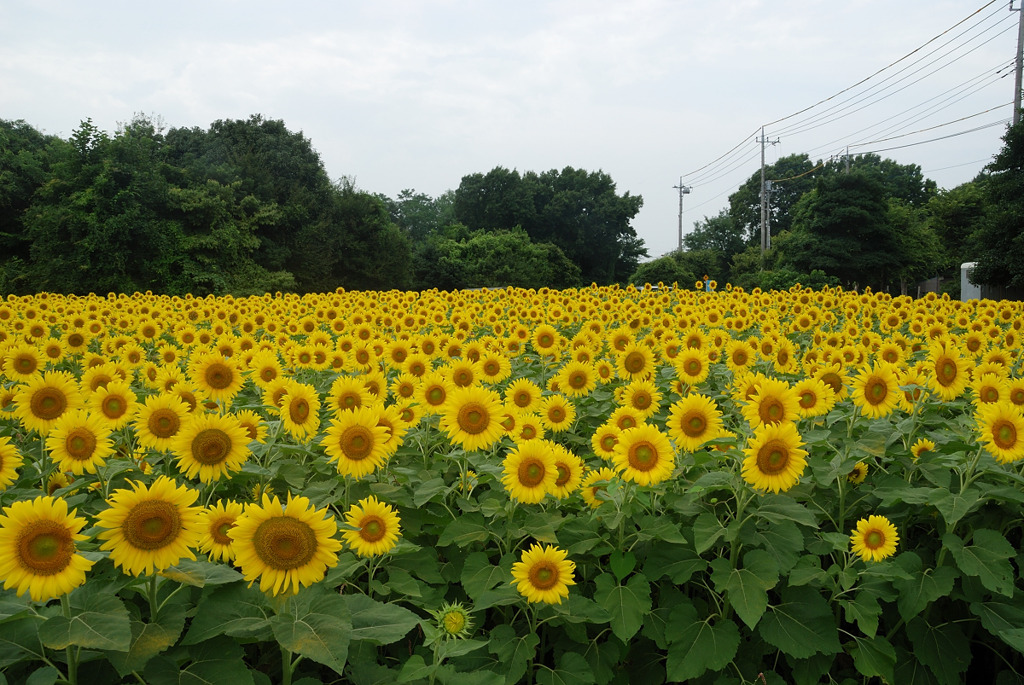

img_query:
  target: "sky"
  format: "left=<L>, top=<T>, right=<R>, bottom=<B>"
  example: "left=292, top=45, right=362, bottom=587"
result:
left=2, top=0, right=1020, bottom=260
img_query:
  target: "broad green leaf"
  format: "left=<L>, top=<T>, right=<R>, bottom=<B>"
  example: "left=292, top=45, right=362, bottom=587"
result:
left=414, top=477, right=448, bottom=506
left=642, top=543, right=705, bottom=584
left=0, top=615, right=48, bottom=670
left=435, top=637, right=488, bottom=660
left=551, top=594, right=612, bottom=625
left=971, top=600, right=1024, bottom=652
left=906, top=617, right=970, bottom=685
left=182, top=582, right=274, bottom=645
left=665, top=603, right=740, bottom=682
left=535, top=651, right=596, bottom=685
left=25, top=665, right=59, bottom=685
left=270, top=591, right=352, bottom=676
left=693, top=512, right=726, bottom=554
left=441, top=669, right=504, bottom=685
left=39, top=582, right=130, bottom=651
left=746, top=519, right=803, bottom=574
left=893, top=646, right=940, bottom=685
left=437, top=513, right=491, bottom=547
left=593, top=572, right=651, bottom=642
left=758, top=589, right=840, bottom=658
left=0, top=596, right=32, bottom=624
left=159, top=558, right=244, bottom=587
left=461, top=552, right=506, bottom=599
left=841, top=590, right=882, bottom=638
left=609, top=550, right=636, bottom=581
left=788, top=556, right=825, bottom=588
left=850, top=635, right=896, bottom=682
left=107, top=592, right=188, bottom=676
left=397, top=654, right=436, bottom=683
left=893, top=555, right=958, bottom=622
left=384, top=567, right=423, bottom=598
left=943, top=529, right=1015, bottom=597
left=488, top=624, right=539, bottom=685
left=474, top=583, right=521, bottom=611
left=344, top=594, right=420, bottom=645
left=582, top=635, right=623, bottom=685
left=930, top=489, right=981, bottom=528
left=709, top=550, right=779, bottom=630
left=633, top=516, right=689, bottom=544
left=753, top=495, right=818, bottom=527
left=180, top=637, right=255, bottom=685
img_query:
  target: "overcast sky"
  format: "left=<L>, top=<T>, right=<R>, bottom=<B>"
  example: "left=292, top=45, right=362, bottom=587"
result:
left=3, top=0, right=1020, bottom=260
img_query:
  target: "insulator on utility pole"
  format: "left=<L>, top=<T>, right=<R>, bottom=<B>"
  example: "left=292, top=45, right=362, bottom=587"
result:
left=672, top=178, right=691, bottom=253
left=757, top=127, right=780, bottom=260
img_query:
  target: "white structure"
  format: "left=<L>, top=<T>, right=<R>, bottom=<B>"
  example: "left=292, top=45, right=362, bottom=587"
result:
left=961, top=262, right=982, bottom=301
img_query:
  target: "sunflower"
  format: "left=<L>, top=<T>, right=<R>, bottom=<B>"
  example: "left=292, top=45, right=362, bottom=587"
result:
left=0, top=436, right=24, bottom=491
left=171, top=412, right=251, bottom=483
left=446, top=359, right=479, bottom=388
left=666, top=394, right=724, bottom=452
left=724, top=339, right=758, bottom=374
left=375, top=404, right=409, bottom=456
left=501, top=439, right=558, bottom=503
left=432, top=601, right=474, bottom=639
left=230, top=493, right=342, bottom=596
left=417, top=371, right=453, bottom=415
left=847, top=462, right=868, bottom=484
left=791, top=378, right=836, bottom=419
left=531, top=324, right=560, bottom=357
left=616, top=342, right=655, bottom=380
left=198, top=500, right=245, bottom=562
left=539, top=394, right=576, bottom=433
left=46, top=409, right=115, bottom=476
left=814, top=363, right=850, bottom=401
left=849, top=363, right=901, bottom=419
left=88, top=379, right=139, bottom=431
left=95, top=476, right=204, bottom=576
left=279, top=382, right=322, bottom=442
left=554, top=361, right=597, bottom=398
left=249, top=351, right=284, bottom=389
left=619, top=379, right=662, bottom=419
left=590, top=422, right=621, bottom=461
left=0, top=495, right=95, bottom=602
left=1007, top=378, right=1024, bottom=408
left=393, top=399, right=424, bottom=430
left=3, top=342, right=45, bottom=380
left=910, top=437, right=935, bottom=461
left=580, top=467, right=618, bottom=508
left=328, top=375, right=373, bottom=416
left=971, top=372, right=1009, bottom=407
left=235, top=408, right=268, bottom=443
left=478, top=352, right=512, bottom=384
left=612, top=424, right=675, bottom=486
left=549, top=444, right=584, bottom=499
left=341, top=495, right=401, bottom=557
left=741, top=377, right=801, bottom=427
left=674, top=348, right=711, bottom=386
left=975, top=401, right=1024, bottom=464
left=133, top=394, right=191, bottom=452
left=927, top=341, right=971, bottom=402
left=388, top=373, right=420, bottom=402
left=849, top=515, right=899, bottom=562
left=513, top=414, right=546, bottom=443
left=80, top=361, right=126, bottom=393
left=511, top=543, right=576, bottom=604
left=189, top=352, right=243, bottom=405
left=323, top=405, right=390, bottom=478
left=741, top=421, right=808, bottom=494
left=13, top=371, right=84, bottom=436
left=439, top=385, right=505, bottom=452
left=505, top=378, right=543, bottom=413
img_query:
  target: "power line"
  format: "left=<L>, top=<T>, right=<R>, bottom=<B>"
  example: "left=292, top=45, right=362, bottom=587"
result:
left=855, top=118, right=1010, bottom=155
left=848, top=101, right=1014, bottom=148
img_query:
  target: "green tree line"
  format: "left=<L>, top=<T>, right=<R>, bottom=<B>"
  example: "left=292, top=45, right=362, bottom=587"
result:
left=1, top=115, right=646, bottom=295
left=632, top=121, right=1024, bottom=297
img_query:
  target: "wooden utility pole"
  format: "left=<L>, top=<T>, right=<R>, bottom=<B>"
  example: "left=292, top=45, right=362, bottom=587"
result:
left=1014, top=1, right=1023, bottom=125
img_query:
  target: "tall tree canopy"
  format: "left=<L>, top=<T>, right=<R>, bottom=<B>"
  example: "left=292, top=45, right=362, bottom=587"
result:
left=970, top=121, right=1024, bottom=290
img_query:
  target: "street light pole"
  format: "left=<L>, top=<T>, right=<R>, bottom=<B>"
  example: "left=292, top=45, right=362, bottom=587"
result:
left=673, top=177, right=691, bottom=253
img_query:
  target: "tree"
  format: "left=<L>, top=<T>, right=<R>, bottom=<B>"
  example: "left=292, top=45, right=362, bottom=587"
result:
left=888, top=199, right=942, bottom=295
left=969, top=121, right=1024, bottom=290
left=776, top=171, right=900, bottom=289
left=926, top=181, right=987, bottom=273
left=728, top=153, right=819, bottom=245
left=683, top=209, right=747, bottom=282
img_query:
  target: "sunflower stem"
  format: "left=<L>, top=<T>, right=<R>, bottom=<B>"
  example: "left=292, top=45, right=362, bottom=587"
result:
left=147, top=573, right=159, bottom=620
left=281, top=645, right=294, bottom=685
left=60, top=594, right=78, bottom=685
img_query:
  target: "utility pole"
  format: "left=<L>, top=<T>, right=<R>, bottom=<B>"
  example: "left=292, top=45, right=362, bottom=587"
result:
left=1014, top=1, right=1023, bottom=125
left=757, top=126, right=780, bottom=258
left=672, top=178, right=691, bottom=253
left=845, top=145, right=851, bottom=174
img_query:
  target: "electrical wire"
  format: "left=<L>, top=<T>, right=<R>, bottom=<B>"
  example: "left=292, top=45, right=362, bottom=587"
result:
left=848, top=101, right=1014, bottom=148
left=854, top=118, right=1010, bottom=155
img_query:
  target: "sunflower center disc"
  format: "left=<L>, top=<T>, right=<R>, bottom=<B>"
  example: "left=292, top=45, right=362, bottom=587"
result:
left=254, top=516, right=316, bottom=569
left=341, top=426, right=373, bottom=460
left=684, top=413, right=706, bottom=437
left=16, top=357, right=37, bottom=374
left=150, top=410, right=181, bottom=439
left=514, top=393, right=531, bottom=408
left=519, top=460, right=545, bottom=487
left=290, top=399, right=309, bottom=423
left=103, top=397, right=125, bottom=418
left=868, top=380, right=887, bottom=403
left=800, top=392, right=816, bottom=409
left=757, top=440, right=790, bottom=475
left=122, top=500, right=181, bottom=550
left=937, top=359, right=957, bottom=386
left=761, top=399, right=784, bottom=423
left=32, top=388, right=67, bottom=420
left=865, top=530, right=884, bottom=549
left=193, top=429, right=231, bottom=465
left=995, top=422, right=1017, bottom=449
left=529, top=562, right=558, bottom=590
left=444, top=610, right=466, bottom=634
left=625, top=353, right=644, bottom=373
left=570, top=374, right=587, bottom=389
left=206, top=364, right=233, bottom=390
left=19, top=522, right=73, bottom=575
left=66, top=429, right=96, bottom=460
left=629, top=443, right=657, bottom=471
left=555, top=465, right=570, bottom=487
left=360, top=516, right=387, bottom=542
left=685, top=361, right=700, bottom=375
left=982, top=388, right=998, bottom=403
left=213, top=519, right=234, bottom=545
left=601, top=435, right=617, bottom=451
left=427, top=388, right=444, bottom=405
left=458, top=405, right=488, bottom=434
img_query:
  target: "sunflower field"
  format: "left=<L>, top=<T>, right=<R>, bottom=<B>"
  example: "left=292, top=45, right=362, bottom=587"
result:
left=0, top=284, right=1023, bottom=685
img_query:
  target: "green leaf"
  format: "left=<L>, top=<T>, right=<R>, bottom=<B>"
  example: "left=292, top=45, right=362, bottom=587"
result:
left=930, top=489, right=981, bottom=528
left=0, top=595, right=32, bottom=624
left=344, top=594, right=420, bottom=645
left=746, top=519, right=804, bottom=574
left=609, top=550, right=636, bottom=581
left=709, top=550, right=779, bottom=630
left=758, top=588, right=841, bottom=658
left=551, top=594, right=612, bottom=625
left=461, top=552, right=506, bottom=599
left=841, top=590, right=882, bottom=638
left=693, top=512, right=726, bottom=554
left=753, top=495, right=818, bottom=527
left=180, top=637, right=255, bottom=685
left=182, top=582, right=274, bottom=645
left=434, top=637, right=488, bottom=660
left=107, top=592, right=188, bottom=676
left=906, top=617, right=971, bottom=685
left=642, top=543, right=705, bottom=584
left=893, top=553, right=958, bottom=621
left=0, top=615, right=48, bottom=669
left=665, top=603, right=740, bottom=682
left=38, top=582, right=130, bottom=651
left=535, top=651, right=596, bottom=685
left=943, top=529, right=1015, bottom=597
left=437, top=513, right=491, bottom=547
left=488, top=624, right=539, bottom=685
left=25, top=665, right=59, bottom=685
left=850, top=635, right=896, bottom=682
left=270, top=591, right=352, bottom=676
left=970, top=600, right=1024, bottom=652
left=158, top=558, right=244, bottom=587
left=593, top=573, right=651, bottom=642
left=788, top=556, right=825, bottom=588
left=414, top=477, right=449, bottom=506
left=633, top=515, right=689, bottom=544
left=474, top=583, right=520, bottom=611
